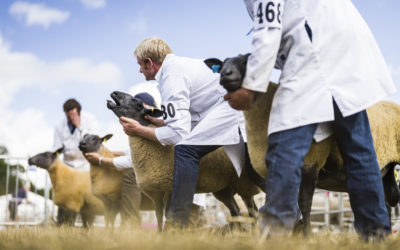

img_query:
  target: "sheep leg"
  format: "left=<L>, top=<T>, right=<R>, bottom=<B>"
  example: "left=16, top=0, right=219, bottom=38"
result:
left=66, top=211, right=77, bottom=227
left=242, top=196, right=258, bottom=218
left=103, top=200, right=118, bottom=230
left=296, top=164, right=319, bottom=236
left=212, top=188, right=240, bottom=217
left=81, top=213, right=95, bottom=228
left=147, top=191, right=166, bottom=232
left=382, top=162, right=400, bottom=207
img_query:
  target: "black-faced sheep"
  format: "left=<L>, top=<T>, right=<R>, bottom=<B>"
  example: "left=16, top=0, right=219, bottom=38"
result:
left=78, top=133, right=155, bottom=228
left=205, top=54, right=400, bottom=234
left=106, top=92, right=261, bottom=229
left=28, top=147, right=105, bottom=227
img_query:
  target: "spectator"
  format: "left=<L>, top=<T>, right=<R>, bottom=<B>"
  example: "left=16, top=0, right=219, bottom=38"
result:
left=53, top=98, right=98, bottom=225
left=8, top=182, right=30, bottom=221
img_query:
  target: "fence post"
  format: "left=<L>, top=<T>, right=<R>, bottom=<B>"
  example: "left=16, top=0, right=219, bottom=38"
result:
left=43, top=175, right=49, bottom=226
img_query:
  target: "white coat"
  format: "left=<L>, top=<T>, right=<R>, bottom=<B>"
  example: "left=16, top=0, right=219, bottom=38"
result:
left=154, top=54, right=247, bottom=175
left=243, top=0, right=396, bottom=135
left=53, top=111, right=98, bottom=171
left=155, top=54, right=243, bottom=146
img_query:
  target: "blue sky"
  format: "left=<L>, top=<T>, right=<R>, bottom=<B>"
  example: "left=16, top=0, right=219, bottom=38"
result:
left=0, top=0, right=399, bottom=158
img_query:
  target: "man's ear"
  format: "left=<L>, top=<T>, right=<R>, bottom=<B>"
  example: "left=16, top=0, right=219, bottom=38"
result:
left=144, top=108, right=163, bottom=118
left=204, top=58, right=223, bottom=73
left=101, top=134, right=113, bottom=142
left=144, top=57, right=154, bottom=68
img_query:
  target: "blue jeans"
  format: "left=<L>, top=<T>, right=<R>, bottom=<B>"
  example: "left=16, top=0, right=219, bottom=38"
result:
left=260, top=100, right=390, bottom=238
left=167, top=144, right=220, bottom=226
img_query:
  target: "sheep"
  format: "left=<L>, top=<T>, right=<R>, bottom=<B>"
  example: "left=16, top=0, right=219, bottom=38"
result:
left=106, top=92, right=261, bottom=230
left=205, top=54, right=400, bottom=234
left=27, top=147, right=105, bottom=227
left=78, top=133, right=155, bottom=228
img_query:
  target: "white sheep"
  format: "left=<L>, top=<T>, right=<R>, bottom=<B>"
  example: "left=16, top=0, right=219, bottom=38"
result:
left=28, top=147, right=104, bottom=227
left=107, top=92, right=261, bottom=229
left=206, top=54, right=400, bottom=234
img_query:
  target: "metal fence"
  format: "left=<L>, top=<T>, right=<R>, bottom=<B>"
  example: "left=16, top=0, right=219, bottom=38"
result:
left=0, top=155, right=54, bottom=228
left=1, top=155, right=400, bottom=232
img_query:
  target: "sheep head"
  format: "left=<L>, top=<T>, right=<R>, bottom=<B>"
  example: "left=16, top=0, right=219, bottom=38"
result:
left=28, top=147, right=64, bottom=170
left=107, top=91, right=163, bottom=126
left=204, top=53, right=250, bottom=92
left=79, top=134, right=113, bottom=153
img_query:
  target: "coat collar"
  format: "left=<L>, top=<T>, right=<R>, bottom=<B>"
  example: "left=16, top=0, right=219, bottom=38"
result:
left=155, top=53, right=174, bottom=82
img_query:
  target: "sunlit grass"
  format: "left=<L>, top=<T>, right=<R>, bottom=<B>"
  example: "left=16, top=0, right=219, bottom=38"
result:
left=0, top=226, right=399, bottom=250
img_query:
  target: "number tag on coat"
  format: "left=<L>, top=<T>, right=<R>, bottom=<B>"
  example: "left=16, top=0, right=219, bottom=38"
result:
left=160, top=102, right=177, bottom=120
left=254, top=0, right=283, bottom=30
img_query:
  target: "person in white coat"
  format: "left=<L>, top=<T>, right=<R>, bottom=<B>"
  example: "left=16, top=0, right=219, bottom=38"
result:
left=119, top=37, right=246, bottom=227
left=53, top=98, right=98, bottom=225
left=53, top=98, right=98, bottom=171
left=224, top=0, right=396, bottom=239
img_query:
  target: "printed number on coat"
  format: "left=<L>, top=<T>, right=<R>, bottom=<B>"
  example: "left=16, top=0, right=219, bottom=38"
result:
left=255, top=0, right=282, bottom=29
left=161, top=103, right=176, bottom=120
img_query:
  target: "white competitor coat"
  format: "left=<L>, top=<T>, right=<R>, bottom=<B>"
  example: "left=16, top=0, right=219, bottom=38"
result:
left=154, top=54, right=246, bottom=175
left=155, top=54, right=243, bottom=146
left=243, top=0, right=396, bottom=136
left=53, top=111, right=98, bottom=171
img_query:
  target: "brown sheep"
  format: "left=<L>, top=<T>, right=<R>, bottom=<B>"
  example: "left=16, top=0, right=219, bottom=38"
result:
left=78, top=133, right=154, bottom=228
left=107, top=91, right=261, bottom=230
left=28, top=147, right=104, bottom=227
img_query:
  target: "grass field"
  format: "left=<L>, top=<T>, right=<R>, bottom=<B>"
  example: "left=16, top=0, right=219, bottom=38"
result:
left=1, top=227, right=399, bottom=250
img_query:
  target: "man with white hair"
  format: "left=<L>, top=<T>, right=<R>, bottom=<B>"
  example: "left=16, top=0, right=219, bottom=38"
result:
left=119, top=37, right=246, bottom=228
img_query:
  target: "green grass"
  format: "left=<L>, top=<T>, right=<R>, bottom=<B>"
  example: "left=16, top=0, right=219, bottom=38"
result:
left=1, top=227, right=400, bottom=250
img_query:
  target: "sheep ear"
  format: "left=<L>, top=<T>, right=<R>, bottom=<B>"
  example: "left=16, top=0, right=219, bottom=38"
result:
left=204, top=58, right=223, bottom=73
left=144, top=108, right=163, bottom=118
left=54, top=146, right=64, bottom=156
left=102, top=134, right=113, bottom=142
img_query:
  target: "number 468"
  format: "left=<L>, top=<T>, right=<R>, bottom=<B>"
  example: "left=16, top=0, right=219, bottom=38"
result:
left=257, top=1, right=282, bottom=25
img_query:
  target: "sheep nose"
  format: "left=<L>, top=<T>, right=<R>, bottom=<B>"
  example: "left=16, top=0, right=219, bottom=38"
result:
left=222, top=68, right=233, bottom=77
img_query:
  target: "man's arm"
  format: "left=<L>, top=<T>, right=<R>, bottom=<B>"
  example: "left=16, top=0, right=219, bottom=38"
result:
left=226, top=0, right=284, bottom=110
left=154, top=74, right=191, bottom=145
left=120, top=117, right=158, bottom=141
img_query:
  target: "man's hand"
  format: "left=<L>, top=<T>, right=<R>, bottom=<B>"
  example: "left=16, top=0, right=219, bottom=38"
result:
left=85, top=152, right=100, bottom=165
left=145, top=116, right=165, bottom=127
left=120, top=116, right=143, bottom=136
left=224, top=88, right=256, bottom=110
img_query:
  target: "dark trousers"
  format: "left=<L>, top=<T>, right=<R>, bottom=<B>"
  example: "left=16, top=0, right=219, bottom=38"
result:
left=260, top=100, right=390, bottom=238
left=8, top=202, right=17, bottom=221
left=120, top=168, right=142, bottom=227
left=167, top=144, right=220, bottom=226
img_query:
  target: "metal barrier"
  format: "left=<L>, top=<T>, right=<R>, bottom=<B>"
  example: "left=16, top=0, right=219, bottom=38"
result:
left=1, top=155, right=399, bottom=231
left=0, top=155, right=54, bottom=228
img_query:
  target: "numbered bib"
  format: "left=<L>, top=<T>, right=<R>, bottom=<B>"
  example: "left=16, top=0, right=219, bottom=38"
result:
left=160, top=103, right=177, bottom=120
left=253, top=0, right=283, bottom=30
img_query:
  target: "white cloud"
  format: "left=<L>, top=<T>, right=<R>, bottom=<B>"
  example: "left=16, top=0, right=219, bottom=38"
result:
left=0, top=34, right=123, bottom=157
left=80, top=0, right=107, bottom=9
left=9, top=1, right=70, bottom=28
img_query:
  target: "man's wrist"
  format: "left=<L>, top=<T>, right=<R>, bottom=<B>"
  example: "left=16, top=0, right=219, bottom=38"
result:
left=99, top=156, right=104, bottom=166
